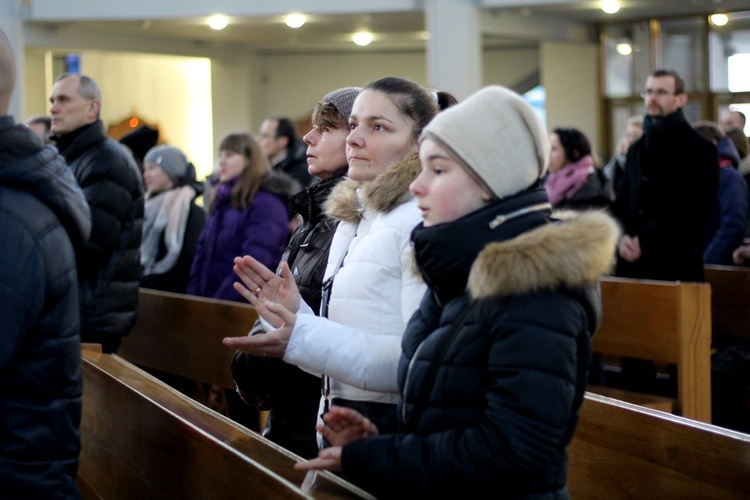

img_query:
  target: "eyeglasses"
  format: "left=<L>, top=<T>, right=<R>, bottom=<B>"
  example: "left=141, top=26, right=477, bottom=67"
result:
left=639, top=89, right=677, bottom=98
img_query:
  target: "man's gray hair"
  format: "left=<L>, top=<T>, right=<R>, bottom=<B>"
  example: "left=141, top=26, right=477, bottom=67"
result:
left=55, top=72, right=102, bottom=101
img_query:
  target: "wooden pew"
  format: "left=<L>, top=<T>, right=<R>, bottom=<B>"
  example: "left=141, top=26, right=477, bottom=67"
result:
left=569, top=392, right=750, bottom=499
left=119, top=288, right=258, bottom=390
left=588, top=276, right=712, bottom=423
left=704, top=264, right=750, bottom=344
left=78, top=345, right=373, bottom=499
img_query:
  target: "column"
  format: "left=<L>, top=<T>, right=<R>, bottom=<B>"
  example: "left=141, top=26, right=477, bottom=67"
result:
left=424, top=0, right=482, bottom=100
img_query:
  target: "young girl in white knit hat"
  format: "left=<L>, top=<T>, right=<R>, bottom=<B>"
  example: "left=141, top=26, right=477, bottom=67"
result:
left=295, top=85, right=621, bottom=498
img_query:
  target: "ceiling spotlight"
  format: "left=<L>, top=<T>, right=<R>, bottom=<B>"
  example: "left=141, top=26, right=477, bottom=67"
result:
left=208, top=14, right=229, bottom=31
left=353, top=32, right=373, bottom=47
left=616, top=43, right=633, bottom=56
left=285, top=13, right=306, bottom=29
left=709, top=14, right=729, bottom=27
left=601, top=0, right=620, bottom=14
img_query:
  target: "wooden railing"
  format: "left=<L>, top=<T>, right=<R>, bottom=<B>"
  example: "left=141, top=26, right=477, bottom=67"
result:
left=589, top=276, right=712, bottom=422
left=77, top=345, right=373, bottom=499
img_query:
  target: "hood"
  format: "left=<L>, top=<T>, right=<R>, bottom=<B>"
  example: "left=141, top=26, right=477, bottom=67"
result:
left=324, top=151, right=421, bottom=223
left=0, top=117, right=91, bottom=247
left=468, top=209, right=620, bottom=300
left=717, top=136, right=740, bottom=168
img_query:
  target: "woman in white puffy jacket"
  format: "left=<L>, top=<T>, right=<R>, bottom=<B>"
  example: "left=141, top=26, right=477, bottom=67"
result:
left=224, top=76, right=456, bottom=427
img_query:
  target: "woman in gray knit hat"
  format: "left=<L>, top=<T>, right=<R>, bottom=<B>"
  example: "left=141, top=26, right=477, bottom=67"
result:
left=140, top=144, right=205, bottom=293
left=295, top=85, right=621, bottom=499
left=229, top=87, right=360, bottom=458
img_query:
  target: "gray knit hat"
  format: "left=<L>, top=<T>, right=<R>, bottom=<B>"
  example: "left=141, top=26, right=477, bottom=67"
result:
left=322, top=87, right=362, bottom=123
left=144, top=145, right=189, bottom=184
left=422, top=86, right=550, bottom=200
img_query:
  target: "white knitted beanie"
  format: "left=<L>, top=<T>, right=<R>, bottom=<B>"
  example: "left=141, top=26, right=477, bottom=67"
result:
left=422, top=86, right=550, bottom=199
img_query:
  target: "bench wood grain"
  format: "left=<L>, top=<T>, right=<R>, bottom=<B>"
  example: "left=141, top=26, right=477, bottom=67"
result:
left=569, top=392, right=750, bottom=499
left=118, top=288, right=258, bottom=390
left=589, top=277, right=712, bottom=423
left=78, top=346, right=373, bottom=499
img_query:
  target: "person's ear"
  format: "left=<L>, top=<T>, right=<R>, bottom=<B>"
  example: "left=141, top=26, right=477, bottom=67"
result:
left=88, top=98, right=101, bottom=119
left=481, top=189, right=493, bottom=203
left=676, top=93, right=688, bottom=108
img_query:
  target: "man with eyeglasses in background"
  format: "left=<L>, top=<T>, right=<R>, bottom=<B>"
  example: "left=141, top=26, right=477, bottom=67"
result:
left=612, top=68, right=718, bottom=283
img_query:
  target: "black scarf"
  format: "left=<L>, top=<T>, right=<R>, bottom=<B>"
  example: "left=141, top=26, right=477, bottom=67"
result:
left=411, top=185, right=551, bottom=306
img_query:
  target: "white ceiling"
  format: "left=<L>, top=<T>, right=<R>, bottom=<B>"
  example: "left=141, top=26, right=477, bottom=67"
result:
left=22, top=0, right=750, bottom=54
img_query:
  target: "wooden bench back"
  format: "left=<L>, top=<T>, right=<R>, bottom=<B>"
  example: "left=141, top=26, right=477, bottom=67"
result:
left=118, top=288, right=258, bottom=390
left=594, top=277, right=712, bottom=422
left=78, top=346, right=373, bottom=499
left=704, top=264, right=750, bottom=342
left=569, top=393, right=750, bottom=499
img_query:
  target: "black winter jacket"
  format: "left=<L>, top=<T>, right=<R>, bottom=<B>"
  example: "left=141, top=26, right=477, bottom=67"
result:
left=341, top=187, right=620, bottom=498
left=0, top=116, right=91, bottom=498
left=55, top=120, right=144, bottom=352
left=232, top=170, right=346, bottom=458
left=613, top=109, right=718, bottom=282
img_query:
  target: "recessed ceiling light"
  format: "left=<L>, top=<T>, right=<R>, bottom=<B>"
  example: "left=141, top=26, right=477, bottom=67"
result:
left=616, top=43, right=633, bottom=56
left=285, top=13, right=306, bottom=29
left=353, top=32, right=373, bottom=47
left=709, top=14, right=729, bottom=27
left=208, top=14, right=228, bottom=31
left=601, top=0, right=620, bottom=15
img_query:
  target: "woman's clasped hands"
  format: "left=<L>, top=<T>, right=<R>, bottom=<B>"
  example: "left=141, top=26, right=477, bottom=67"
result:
left=295, top=406, right=379, bottom=473
left=221, top=255, right=302, bottom=358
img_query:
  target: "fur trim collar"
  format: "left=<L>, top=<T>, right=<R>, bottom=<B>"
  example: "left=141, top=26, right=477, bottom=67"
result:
left=468, top=210, right=620, bottom=299
left=324, top=152, right=421, bottom=223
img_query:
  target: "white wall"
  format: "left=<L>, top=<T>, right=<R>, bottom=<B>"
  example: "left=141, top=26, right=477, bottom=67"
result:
left=253, top=46, right=541, bottom=131
left=541, top=40, right=601, bottom=156
left=210, top=51, right=258, bottom=169
left=255, top=51, right=428, bottom=131
left=24, top=50, right=215, bottom=179
left=21, top=39, right=602, bottom=177
left=483, top=46, right=540, bottom=88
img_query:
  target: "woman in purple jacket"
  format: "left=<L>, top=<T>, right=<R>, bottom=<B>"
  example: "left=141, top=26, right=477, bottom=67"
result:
left=187, top=132, right=297, bottom=302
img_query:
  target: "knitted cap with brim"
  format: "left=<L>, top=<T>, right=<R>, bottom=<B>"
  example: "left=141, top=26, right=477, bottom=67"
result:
left=144, top=145, right=190, bottom=185
left=323, top=87, right=362, bottom=123
left=421, top=85, right=550, bottom=200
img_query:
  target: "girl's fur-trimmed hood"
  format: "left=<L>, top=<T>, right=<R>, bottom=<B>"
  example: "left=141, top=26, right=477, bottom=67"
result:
left=468, top=210, right=621, bottom=299
left=324, top=152, right=421, bottom=223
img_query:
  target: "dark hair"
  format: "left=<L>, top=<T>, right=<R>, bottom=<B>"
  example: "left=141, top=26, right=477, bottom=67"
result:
left=312, top=101, right=347, bottom=130
left=692, top=120, right=724, bottom=144
left=553, top=127, right=595, bottom=165
left=26, top=115, right=51, bottom=130
left=651, top=69, right=685, bottom=95
left=726, top=126, right=749, bottom=158
left=216, top=132, right=270, bottom=212
left=272, top=117, right=300, bottom=149
left=363, top=77, right=456, bottom=141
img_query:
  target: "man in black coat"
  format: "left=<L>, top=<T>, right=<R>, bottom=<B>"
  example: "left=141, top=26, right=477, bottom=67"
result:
left=0, top=29, right=92, bottom=498
left=258, top=116, right=314, bottom=188
left=49, top=72, right=144, bottom=353
left=613, top=69, right=719, bottom=282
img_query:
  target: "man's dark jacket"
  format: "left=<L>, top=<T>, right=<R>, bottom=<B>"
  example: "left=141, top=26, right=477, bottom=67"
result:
left=613, top=109, right=719, bottom=282
left=55, top=119, right=144, bottom=352
left=0, top=115, right=91, bottom=498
